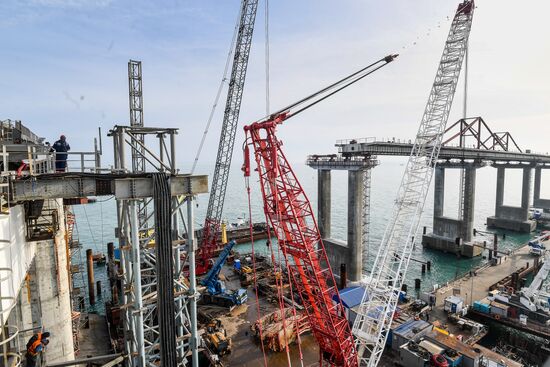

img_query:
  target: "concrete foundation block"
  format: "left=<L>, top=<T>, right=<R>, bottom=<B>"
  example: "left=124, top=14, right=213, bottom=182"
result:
left=421, top=233, right=483, bottom=258
left=322, top=238, right=348, bottom=271
left=486, top=216, right=536, bottom=233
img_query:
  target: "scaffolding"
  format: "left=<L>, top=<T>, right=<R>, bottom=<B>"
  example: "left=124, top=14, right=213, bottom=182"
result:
left=109, top=124, right=197, bottom=366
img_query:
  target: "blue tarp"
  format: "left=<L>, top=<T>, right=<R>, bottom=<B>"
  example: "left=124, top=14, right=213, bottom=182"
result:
left=332, top=286, right=367, bottom=308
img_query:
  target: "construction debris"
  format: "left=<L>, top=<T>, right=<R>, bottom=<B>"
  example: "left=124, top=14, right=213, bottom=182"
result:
left=251, top=308, right=309, bottom=352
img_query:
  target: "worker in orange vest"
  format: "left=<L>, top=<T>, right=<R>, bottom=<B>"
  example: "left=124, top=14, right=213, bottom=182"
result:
left=25, top=331, right=50, bottom=367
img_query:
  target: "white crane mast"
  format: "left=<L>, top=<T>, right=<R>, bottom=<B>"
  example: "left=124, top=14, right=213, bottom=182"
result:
left=520, top=253, right=550, bottom=312
left=352, top=2, right=475, bottom=365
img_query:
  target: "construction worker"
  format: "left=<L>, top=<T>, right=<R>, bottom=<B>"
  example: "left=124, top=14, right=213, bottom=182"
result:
left=25, top=331, right=50, bottom=367
left=52, top=135, right=70, bottom=172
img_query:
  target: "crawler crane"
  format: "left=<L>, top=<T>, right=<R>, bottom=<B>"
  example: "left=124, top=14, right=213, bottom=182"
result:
left=198, top=0, right=259, bottom=275
left=352, top=2, right=475, bottom=366
left=243, top=55, right=397, bottom=366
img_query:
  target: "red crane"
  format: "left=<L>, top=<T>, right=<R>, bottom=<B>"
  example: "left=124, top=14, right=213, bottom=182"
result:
left=243, top=55, right=397, bottom=366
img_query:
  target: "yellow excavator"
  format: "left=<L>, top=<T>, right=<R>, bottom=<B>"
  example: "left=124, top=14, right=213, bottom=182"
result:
left=204, top=319, right=231, bottom=355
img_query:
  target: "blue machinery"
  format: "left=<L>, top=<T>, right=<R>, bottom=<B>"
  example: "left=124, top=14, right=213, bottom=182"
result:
left=200, top=240, right=248, bottom=307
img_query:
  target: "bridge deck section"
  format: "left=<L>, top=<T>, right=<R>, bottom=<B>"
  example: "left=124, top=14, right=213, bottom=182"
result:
left=336, top=141, right=550, bottom=164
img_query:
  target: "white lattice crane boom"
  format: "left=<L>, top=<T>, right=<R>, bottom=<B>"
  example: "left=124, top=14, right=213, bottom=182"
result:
left=352, top=2, right=475, bottom=366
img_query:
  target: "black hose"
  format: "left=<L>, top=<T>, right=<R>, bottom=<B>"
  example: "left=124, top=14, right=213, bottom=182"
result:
left=153, top=173, right=178, bottom=366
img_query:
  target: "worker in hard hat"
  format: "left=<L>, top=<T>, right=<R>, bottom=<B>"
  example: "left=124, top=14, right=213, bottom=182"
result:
left=52, top=135, right=71, bottom=172
left=25, top=331, right=50, bottom=367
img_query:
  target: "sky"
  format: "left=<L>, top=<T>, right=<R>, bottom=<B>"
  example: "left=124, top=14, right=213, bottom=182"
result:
left=1, top=0, right=549, bottom=171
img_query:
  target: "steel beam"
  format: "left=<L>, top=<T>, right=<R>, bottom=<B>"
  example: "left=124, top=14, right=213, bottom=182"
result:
left=10, top=174, right=208, bottom=202
left=337, top=141, right=550, bottom=164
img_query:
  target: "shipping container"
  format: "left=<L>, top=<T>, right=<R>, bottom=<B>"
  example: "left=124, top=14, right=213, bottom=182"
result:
left=490, top=301, right=508, bottom=318
left=444, top=353, right=463, bottom=367
left=391, top=319, right=433, bottom=351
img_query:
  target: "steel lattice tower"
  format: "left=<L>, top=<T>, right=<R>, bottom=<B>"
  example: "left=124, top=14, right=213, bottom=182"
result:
left=113, top=60, right=195, bottom=366
left=128, top=60, right=146, bottom=173
left=198, top=0, right=259, bottom=273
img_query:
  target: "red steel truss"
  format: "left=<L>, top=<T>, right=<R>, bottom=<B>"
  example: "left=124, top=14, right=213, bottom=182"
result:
left=244, top=115, right=358, bottom=367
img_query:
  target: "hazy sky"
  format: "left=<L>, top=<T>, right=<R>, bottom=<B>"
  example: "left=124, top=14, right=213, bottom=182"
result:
left=1, top=0, right=549, bottom=170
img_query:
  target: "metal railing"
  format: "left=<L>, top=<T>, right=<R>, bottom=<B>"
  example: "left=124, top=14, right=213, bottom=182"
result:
left=16, top=150, right=102, bottom=174
left=335, top=137, right=377, bottom=145
left=57, top=151, right=102, bottom=173
left=335, top=136, right=545, bottom=156
left=306, top=154, right=380, bottom=168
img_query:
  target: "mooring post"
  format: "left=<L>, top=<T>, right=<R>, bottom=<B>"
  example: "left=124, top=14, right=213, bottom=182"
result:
left=86, top=249, right=95, bottom=306
left=340, top=263, right=347, bottom=290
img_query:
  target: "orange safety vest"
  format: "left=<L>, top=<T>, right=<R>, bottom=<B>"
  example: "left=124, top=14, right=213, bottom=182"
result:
left=27, top=333, right=43, bottom=356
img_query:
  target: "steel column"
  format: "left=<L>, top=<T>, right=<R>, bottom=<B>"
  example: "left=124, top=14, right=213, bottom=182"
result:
left=187, top=196, right=199, bottom=366
left=130, top=201, right=146, bottom=364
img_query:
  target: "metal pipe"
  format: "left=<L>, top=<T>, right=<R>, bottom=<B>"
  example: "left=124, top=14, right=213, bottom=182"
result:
left=159, top=134, right=165, bottom=171
left=2, top=146, right=6, bottom=175
left=86, top=249, right=95, bottom=305
left=118, top=128, right=126, bottom=172
left=98, top=127, right=103, bottom=154
left=170, top=132, right=177, bottom=175
left=94, top=137, right=100, bottom=172
left=112, top=133, right=119, bottom=170
left=170, top=131, right=185, bottom=358
left=161, top=135, right=172, bottom=169
left=114, top=128, right=133, bottom=362
left=187, top=195, right=199, bottom=366
left=130, top=201, right=146, bottom=365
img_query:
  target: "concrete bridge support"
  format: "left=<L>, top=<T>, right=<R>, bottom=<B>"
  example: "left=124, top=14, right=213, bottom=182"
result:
left=487, top=166, right=536, bottom=232
left=308, top=156, right=378, bottom=283
left=318, top=169, right=331, bottom=239
left=5, top=200, right=75, bottom=364
left=533, top=167, right=550, bottom=212
left=318, top=169, right=365, bottom=282
left=347, top=170, right=364, bottom=282
left=422, top=164, right=482, bottom=257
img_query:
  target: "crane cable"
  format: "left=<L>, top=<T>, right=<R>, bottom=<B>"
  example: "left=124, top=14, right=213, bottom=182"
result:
left=245, top=173, right=268, bottom=367
left=262, top=1, right=304, bottom=364
left=190, top=5, right=242, bottom=174
left=264, top=0, right=270, bottom=116
left=264, top=199, right=294, bottom=366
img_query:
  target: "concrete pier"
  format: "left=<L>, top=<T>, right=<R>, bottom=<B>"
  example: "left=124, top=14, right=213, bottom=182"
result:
left=318, top=170, right=331, bottom=239
left=533, top=167, right=550, bottom=212
left=487, top=165, right=536, bottom=232
left=347, top=170, right=364, bottom=281
left=33, top=233, right=75, bottom=363
left=307, top=155, right=378, bottom=282
left=422, top=164, right=482, bottom=257
left=6, top=200, right=75, bottom=363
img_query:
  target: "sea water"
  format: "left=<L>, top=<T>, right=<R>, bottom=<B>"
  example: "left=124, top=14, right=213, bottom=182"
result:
left=72, top=157, right=549, bottom=314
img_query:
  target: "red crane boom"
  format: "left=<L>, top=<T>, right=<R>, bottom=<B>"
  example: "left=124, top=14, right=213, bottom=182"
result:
left=243, top=55, right=397, bottom=366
